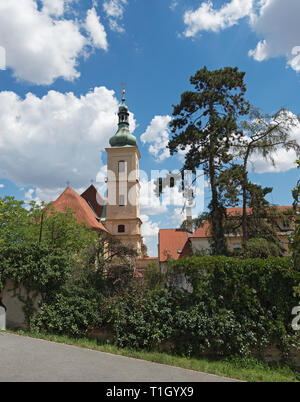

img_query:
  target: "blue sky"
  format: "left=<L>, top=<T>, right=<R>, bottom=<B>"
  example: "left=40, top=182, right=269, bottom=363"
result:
left=0, top=0, right=300, bottom=256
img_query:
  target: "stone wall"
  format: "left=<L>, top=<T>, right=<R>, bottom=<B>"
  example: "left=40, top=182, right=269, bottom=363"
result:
left=0, top=280, right=41, bottom=329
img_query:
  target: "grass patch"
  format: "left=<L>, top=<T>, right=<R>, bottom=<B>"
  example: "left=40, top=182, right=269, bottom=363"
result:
left=4, top=329, right=300, bottom=382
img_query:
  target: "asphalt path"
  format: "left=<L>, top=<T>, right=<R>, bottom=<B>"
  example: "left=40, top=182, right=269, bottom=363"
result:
left=0, top=332, right=239, bottom=382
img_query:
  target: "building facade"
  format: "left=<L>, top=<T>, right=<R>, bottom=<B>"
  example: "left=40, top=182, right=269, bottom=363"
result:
left=105, top=92, right=143, bottom=255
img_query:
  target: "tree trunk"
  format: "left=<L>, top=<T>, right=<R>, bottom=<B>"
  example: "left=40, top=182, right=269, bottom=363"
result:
left=209, top=145, right=226, bottom=255
left=242, top=170, right=248, bottom=246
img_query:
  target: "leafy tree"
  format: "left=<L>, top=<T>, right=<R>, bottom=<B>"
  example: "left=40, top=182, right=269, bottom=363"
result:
left=0, top=196, right=34, bottom=244
left=168, top=66, right=250, bottom=255
left=0, top=196, right=98, bottom=253
left=290, top=160, right=300, bottom=271
left=241, top=238, right=281, bottom=259
left=233, top=107, right=300, bottom=245
left=180, top=212, right=210, bottom=234
left=76, top=231, right=138, bottom=295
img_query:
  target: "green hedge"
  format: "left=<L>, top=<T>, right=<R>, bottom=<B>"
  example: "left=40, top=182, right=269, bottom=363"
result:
left=0, top=243, right=69, bottom=298
left=101, top=257, right=300, bottom=358
left=31, top=289, right=102, bottom=337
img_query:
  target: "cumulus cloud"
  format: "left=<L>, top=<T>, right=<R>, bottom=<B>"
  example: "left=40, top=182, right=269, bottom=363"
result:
left=183, top=0, right=254, bottom=37
left=248, top=129, right=300, bottom=173
left=41, top=0, right=67, bottom=17
left=103, top=0, right=127, bottom=33
left=247, top=112, right=300, bottom=173
left=141, top=115, right=172, bottom=161
left=248, top=0, right=300, bottom=72
left=172, top=207, right=186, bottom=226
left=141, top=214, right=160, bottom=237
left=85, top=7, right=108, bottom=50
left=0, top=0, right=108, bottom=85
left=140, top=178, right=168, bottom=215
left=181, top=0, right=300, bottom=73
left=0, top=184, right=4, bottom=188
left=0, top=87, right=136, bottom=201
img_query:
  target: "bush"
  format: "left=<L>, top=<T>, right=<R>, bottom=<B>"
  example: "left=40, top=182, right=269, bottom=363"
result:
left=101, top=290, right=174, bottom=350
left=242, top=238, right=282, bottom=258
left=99, top=256, right=299, bottom=359
left=31, top=288, right=102, bottom=337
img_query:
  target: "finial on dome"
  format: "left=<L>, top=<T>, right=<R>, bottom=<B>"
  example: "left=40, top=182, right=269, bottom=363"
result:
left=122, top=82, right=126, bottom=103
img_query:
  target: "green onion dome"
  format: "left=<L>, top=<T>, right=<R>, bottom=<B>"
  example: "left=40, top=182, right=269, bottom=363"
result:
left=109, top=94, right=137, bottom=147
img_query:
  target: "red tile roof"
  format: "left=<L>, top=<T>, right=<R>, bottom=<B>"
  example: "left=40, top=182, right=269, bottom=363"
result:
left=226, top=206, right=293, bottom=216
left=159, top=229, right=190, bottom=262
left=191, top=206, right=296, bottom=239
left=50, top=187, right=108, bottom=232
left=81, top=185, right=105, bottom=219
left=190, top=220, right=211, bottom=239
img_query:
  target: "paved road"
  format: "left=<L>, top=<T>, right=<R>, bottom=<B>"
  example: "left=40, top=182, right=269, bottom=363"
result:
left=0, top=332, right=238, bottom=382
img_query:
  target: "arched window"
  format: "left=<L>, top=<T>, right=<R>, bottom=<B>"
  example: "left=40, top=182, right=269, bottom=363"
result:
left=118, top=225, right=125, bottom=233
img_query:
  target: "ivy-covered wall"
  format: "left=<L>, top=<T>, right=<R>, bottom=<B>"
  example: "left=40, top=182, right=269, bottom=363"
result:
left=100, top=256, right=300, bottom=361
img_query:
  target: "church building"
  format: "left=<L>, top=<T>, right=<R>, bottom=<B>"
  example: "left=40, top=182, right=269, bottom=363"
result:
left=50, top=90, right=144, bottom=257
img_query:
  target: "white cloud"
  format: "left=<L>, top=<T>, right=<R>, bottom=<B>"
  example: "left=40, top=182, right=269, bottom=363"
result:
left=0, top=1, right=108, bottom=85
left=249, top=148, right=299, bottom=173
left=24, top=188, right=41, bottom=205
left=0, top=87, right=136, bottom=200
left=141, top=115, right=172, bottom=161
left=172, top=207, right=185, bottom=226
left=41, top=0, right=66, bottom=17
left=103, top=0, right=127, bottom=33
left=248, top=0, right=300, bottom=72
left=141, top=214, right=159, bottom=237
left=85, top=7, right=108, bottom=51
left=183, top=0, right=254, bottom=37
left=247, top=113, right=300, bottom=173
left=170, top=1, right=179, bottom=11
left=140, top=178, right=168, bottom=215
left=140, top=175, right=187, bottom=216
left=0, top=183, right=4, bottom=188
left=182, top=0, right=300, bottom=73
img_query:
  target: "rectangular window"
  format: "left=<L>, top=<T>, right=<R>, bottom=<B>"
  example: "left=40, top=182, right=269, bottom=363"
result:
left=118, top=161, right=126, bottom=173
left=119, top=194, right=125, bottom=206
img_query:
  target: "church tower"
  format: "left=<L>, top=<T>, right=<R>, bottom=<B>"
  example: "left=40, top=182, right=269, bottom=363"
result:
left=105, top=90, right=143, bottom=256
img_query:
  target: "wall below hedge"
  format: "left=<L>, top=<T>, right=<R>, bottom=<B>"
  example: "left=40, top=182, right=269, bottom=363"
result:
left=90, top=328, right=300, bottom=368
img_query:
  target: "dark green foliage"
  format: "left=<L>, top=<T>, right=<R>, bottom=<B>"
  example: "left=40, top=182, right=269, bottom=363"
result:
left=290, top=160, right=300, bottom=271
left=0, top=243, right=69, bottom=298
left=31, top=289, right=102, bottom=337
left=232, top=107, right=300, bottom=245
left=168, top=66, right=250, bottom=255
left=173, top=303, right=276, bottom=357
left=100, top=256, right=299, bottom=359
left=101, top=290, right=174, bottom=350
left=242, top=238, right=282, bottom=258
left=143, top=262, right=164, bottom=290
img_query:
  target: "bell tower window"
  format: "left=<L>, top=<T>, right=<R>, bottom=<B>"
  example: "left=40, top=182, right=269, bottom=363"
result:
left=119, top=194, right=125, bottom=206
left=118, top=161, right=126, bottom=173
left=118, top=225, right=125, bottom=233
